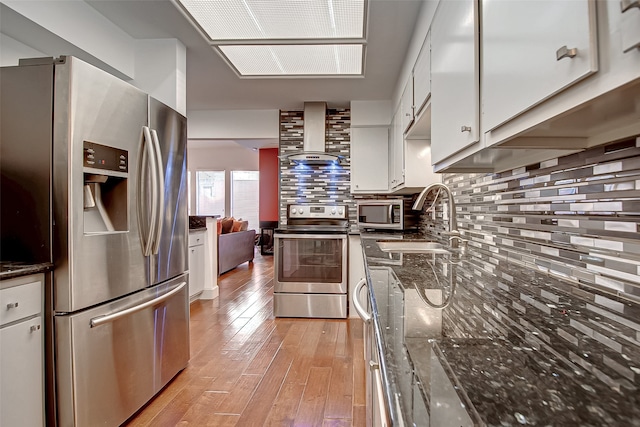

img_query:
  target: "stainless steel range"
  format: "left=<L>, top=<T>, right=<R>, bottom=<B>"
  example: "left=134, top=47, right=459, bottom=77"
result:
left=274, top=204, right=349, bottom=318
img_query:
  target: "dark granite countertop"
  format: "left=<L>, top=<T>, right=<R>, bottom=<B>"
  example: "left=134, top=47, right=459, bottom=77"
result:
left=189, top=227, right=207, bottom=233
left=0, top=261, right=52, bottom=281
left=361, top=232, right=640, bottom=426
left=189, top=215, right=218, bottom=230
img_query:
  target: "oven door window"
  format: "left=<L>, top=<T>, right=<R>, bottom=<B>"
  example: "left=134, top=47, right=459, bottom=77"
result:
left=278, top=238, right=344, bottom=283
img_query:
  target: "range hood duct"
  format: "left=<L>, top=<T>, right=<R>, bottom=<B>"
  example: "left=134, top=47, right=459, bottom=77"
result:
left=280, top=102, right=346, bottom=165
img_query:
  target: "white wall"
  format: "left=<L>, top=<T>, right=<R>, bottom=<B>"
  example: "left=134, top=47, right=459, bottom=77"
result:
left=188, top=109, right=280, bottom=140
left=132, top=39, right=187, bottom=115
left=1, top=0, right=135, bottom=78
left=0, top=1, right=186, bottom=113
left=0, top=33, right=46, bottom=67
left=187, top=143, right=260, bottom=216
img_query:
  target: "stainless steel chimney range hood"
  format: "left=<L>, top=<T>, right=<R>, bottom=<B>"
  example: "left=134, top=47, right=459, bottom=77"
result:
left=280, top=102, right=346, bottom=165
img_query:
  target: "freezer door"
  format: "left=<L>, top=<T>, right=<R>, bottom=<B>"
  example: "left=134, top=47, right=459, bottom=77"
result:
left=52, top=57, right=149, bottom=312
left=147, top=97, right=188, bottom=285
left=54, top=274, right=190, bottom=427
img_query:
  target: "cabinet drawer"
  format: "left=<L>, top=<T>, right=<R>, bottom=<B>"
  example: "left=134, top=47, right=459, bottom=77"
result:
left=0, top=280, right=42, bottom=326
left=189, top=232, right=205, bottom=247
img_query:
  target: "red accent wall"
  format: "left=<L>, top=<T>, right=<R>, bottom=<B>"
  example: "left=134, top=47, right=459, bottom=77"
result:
left=259, top=148, right=279, bottom=222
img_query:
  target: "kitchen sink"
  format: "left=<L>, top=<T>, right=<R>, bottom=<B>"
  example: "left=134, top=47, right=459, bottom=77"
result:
left=376, top=240, right=450, bottom=254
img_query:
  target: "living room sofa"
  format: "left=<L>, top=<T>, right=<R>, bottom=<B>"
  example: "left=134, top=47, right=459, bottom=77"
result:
left=218, top=229, right=256, bottom=275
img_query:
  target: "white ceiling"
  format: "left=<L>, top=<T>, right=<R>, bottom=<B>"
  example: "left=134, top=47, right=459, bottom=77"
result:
left=86, top=0, right=424, bottom=112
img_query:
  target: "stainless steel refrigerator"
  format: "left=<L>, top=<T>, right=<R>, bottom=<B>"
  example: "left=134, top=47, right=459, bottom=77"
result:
left=0, top=56, right=190, bottom=426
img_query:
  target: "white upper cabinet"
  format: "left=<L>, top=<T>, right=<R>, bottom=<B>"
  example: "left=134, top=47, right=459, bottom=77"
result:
left=427, top=0, right=640, bottom=173
left=430, top=0, right=480, bottom=165
left=413, top=31, right=431, bottom=117
left=401, top=78, right=414, bottom=133
left=389, top=108, right=405, bottom=189
left=350, top=101, right=391, bottom=194
left=351, top=127, right=389, bottom=193
left=620, top=1, right=640, bottom=53
left=482, top=0, right=598, bottom=133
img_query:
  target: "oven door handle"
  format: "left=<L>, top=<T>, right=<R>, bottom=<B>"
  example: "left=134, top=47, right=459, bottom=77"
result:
left=352, top=278, right=371, bottom=323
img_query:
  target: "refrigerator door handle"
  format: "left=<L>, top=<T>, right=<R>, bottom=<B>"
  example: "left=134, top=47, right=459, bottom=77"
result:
left=89, top=281, right=186, bottom=328
left=149, top=128, right=165, bottom=255
left=138, top=126, right=159, bottom=256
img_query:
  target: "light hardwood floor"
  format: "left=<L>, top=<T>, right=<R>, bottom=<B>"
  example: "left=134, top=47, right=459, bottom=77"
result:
left=124, top=253, right=366, bottom=427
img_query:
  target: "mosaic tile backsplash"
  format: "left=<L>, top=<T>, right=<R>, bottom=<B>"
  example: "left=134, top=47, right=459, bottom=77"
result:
left=279, top=109, right=356, bottom=224
left=392, top=136, right=640, bottom=424
left=421, top=136, right=640, bottom=304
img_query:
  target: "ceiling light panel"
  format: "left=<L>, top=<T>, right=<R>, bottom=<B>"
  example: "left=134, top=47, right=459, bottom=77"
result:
left=219, top=44, right=363, bottom=76
left=178, top=0, right=365, bottom=41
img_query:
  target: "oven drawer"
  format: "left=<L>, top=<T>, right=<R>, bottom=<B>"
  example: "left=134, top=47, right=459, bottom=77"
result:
left=274, top=293, right=347, bottom=318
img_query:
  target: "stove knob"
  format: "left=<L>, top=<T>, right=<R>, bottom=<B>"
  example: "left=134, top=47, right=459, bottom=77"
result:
left=338, top=209, right=344, bottom=216
left=291, top=208, right=297, bottom=215
left=331, top=208, right=337, bottom=215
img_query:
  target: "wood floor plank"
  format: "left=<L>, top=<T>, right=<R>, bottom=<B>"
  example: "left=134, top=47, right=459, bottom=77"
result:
left=286, top=320, right=325, bottom=385
left=134, top=376, right=212, bottom=427
left=263, top=377, right=306, bottom=427
left=213, top=374, right=262, bottom=415
left=322, top=418, right=352, bottom=427
left=294, top=366, right=332, bottom=426
left=244, top=339, right=283, bottom=375
left=324, top=356, right=354, bottom=420
left=234, top=346, right=295, bottom=426
left=124, top=254, right=365, bottom=427
left=334, top=321, right=349, bottom=358
left=176, top=390, right=228, bottom=425
left=312, top=320, right=340, bottom=368
left=353, top=404, right=367, bottom=427
left=281, top=320, right=309, bottom=348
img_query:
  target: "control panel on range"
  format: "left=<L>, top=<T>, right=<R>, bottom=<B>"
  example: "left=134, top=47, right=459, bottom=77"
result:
left=287, top=204, right=347, bottom=219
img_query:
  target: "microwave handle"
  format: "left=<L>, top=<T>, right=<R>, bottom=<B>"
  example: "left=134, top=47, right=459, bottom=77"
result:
left=388, top=204, right=394, bottom=223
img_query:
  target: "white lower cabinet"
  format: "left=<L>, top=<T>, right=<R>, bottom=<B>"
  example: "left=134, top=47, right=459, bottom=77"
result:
left=353, top=268, right=391, bottom=427
left=0, top=273, right=44, bottom=427
left=188, top=231, right=205, bottom=300
left=348, top=235, right=365, bottom=318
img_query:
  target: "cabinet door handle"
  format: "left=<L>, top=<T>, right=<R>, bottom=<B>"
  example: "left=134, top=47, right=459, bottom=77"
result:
left=30, top=324, right=41, bottom=333
left=352, top=279, right=372, bottom=323
left=6, top=302, right=19, bottom=309
left=556, top=45, right=578, bottom=61
left=621, top=0, right=640, bottom=12
left=461, top=126, right=471, bottom=133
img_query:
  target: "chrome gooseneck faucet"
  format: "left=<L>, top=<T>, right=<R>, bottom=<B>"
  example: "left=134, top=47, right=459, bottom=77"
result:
left=412, top=182, right=460, bottom=247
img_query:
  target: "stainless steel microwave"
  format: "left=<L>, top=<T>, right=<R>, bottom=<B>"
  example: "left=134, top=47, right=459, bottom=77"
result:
left=357, top=199, right=418, bottom=230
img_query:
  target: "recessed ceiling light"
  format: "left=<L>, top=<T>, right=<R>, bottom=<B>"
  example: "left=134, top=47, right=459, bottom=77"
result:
left=218, top=44, right=363, bottom=76
left=176, top=0, right=366, bottom=42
